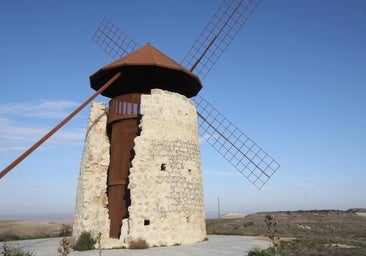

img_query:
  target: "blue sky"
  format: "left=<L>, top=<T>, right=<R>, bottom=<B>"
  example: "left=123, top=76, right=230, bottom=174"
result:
left=0, top=0, right=365, bottom=219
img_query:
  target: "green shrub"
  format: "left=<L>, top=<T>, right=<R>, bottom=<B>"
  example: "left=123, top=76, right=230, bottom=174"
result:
left=1, top=242, right=34, bottom=256
left=73, top=231, right=96, bottom=251
left=128, top=238, right=149, bottom=249
left=248, top=247, right=273, bottom=256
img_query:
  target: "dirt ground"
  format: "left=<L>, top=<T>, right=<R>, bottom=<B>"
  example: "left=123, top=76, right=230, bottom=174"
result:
left=0, top=220, right=72, bottom=240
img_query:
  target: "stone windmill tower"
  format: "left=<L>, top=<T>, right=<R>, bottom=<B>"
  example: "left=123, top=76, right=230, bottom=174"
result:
left=72, top=0, right=280, bottom=248
left=72, top=44, right=206, bottom=248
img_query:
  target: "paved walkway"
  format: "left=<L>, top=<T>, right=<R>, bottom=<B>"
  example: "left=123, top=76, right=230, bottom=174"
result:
left=1, top=235, right=271, bottom=256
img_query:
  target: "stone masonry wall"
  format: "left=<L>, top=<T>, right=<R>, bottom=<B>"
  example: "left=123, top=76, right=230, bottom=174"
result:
left=73, top=90, right=206, bottom=248
left=72, top=102, right=115, bottom=246
left=124, top=89, right=206, bottom=246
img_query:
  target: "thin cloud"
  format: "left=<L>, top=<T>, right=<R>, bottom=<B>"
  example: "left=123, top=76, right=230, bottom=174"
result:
left=0, top=120, right=46, bottom=143
left=0, top=146, right=28, bottom=152
left=0, top=118, right=85, bottom=152
left=199, top=133, right=220, bottom=144
left=0, top=100, right=80, bottom=119
left=0, top=100, right=87, bottom=153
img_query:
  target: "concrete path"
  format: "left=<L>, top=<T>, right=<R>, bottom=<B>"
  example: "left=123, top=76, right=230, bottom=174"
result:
left=1, top=235, right=271, bottom=256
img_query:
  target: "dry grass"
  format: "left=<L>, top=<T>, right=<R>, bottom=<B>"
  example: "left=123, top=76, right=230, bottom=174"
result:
left=128, top=237, right=149, bottom=249
left=0, top=220, right=72, bottom=241
left=207, top=209, right=366, bottom=256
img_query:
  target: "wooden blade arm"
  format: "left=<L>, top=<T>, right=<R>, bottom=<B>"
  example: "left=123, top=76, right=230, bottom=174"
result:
left=0, top=72, right=121, bottom=179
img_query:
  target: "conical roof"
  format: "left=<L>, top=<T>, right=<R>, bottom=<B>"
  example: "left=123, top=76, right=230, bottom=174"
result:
left=90, top=43, right=202, bottom=98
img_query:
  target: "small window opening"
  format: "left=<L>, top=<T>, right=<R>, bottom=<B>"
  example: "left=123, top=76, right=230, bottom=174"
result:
left=161, top=163, right=166, bottom=171
left=144, top=219, right=150, bottom=226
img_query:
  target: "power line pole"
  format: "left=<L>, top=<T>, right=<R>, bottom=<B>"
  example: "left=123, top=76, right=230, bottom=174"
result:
left=217, top=196, right=221, bottom=218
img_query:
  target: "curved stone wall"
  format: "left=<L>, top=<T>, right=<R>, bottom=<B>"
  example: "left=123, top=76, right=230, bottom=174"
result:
left=73, top=89, right=206, bottom=248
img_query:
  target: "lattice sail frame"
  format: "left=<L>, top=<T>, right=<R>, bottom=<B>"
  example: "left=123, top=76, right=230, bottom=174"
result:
left=194, top=95, right=279, bottom=189
left=92, top=18, right=140, bottom=60
left=181, top=0, right=260, bottom=79
left=92, top=0, right=280, bottom=189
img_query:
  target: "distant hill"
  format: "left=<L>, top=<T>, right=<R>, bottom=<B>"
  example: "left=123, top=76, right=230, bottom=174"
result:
left=220, top=213, right=246, bottom=219
left=347, top=208, right=366, bottom=213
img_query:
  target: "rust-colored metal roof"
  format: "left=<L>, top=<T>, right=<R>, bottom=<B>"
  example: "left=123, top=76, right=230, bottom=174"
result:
left=90, top=43, right=202, bottom=98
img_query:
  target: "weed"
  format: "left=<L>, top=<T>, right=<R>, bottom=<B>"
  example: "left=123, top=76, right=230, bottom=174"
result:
left=1, top=242, right=34, bottom=256
left=247, top=214, right=281, bottom=256
left=96, top=232, right=102, bottom=256
left=73, top=231, right=96, bottom=251
left=264, top=214, right=280, bottom=256
left=247, top=247, right=272, bottom=256
left=128, top=238, right=149, bottom=249
left=57, top=237, right=71, bottom=256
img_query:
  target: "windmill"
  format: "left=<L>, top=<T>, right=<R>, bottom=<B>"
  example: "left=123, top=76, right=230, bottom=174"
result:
left=79, top=0, right=278, bottom=247
left=91, top=1, right=280, bottom=191
left=0, top=0, right=280, bottom=249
